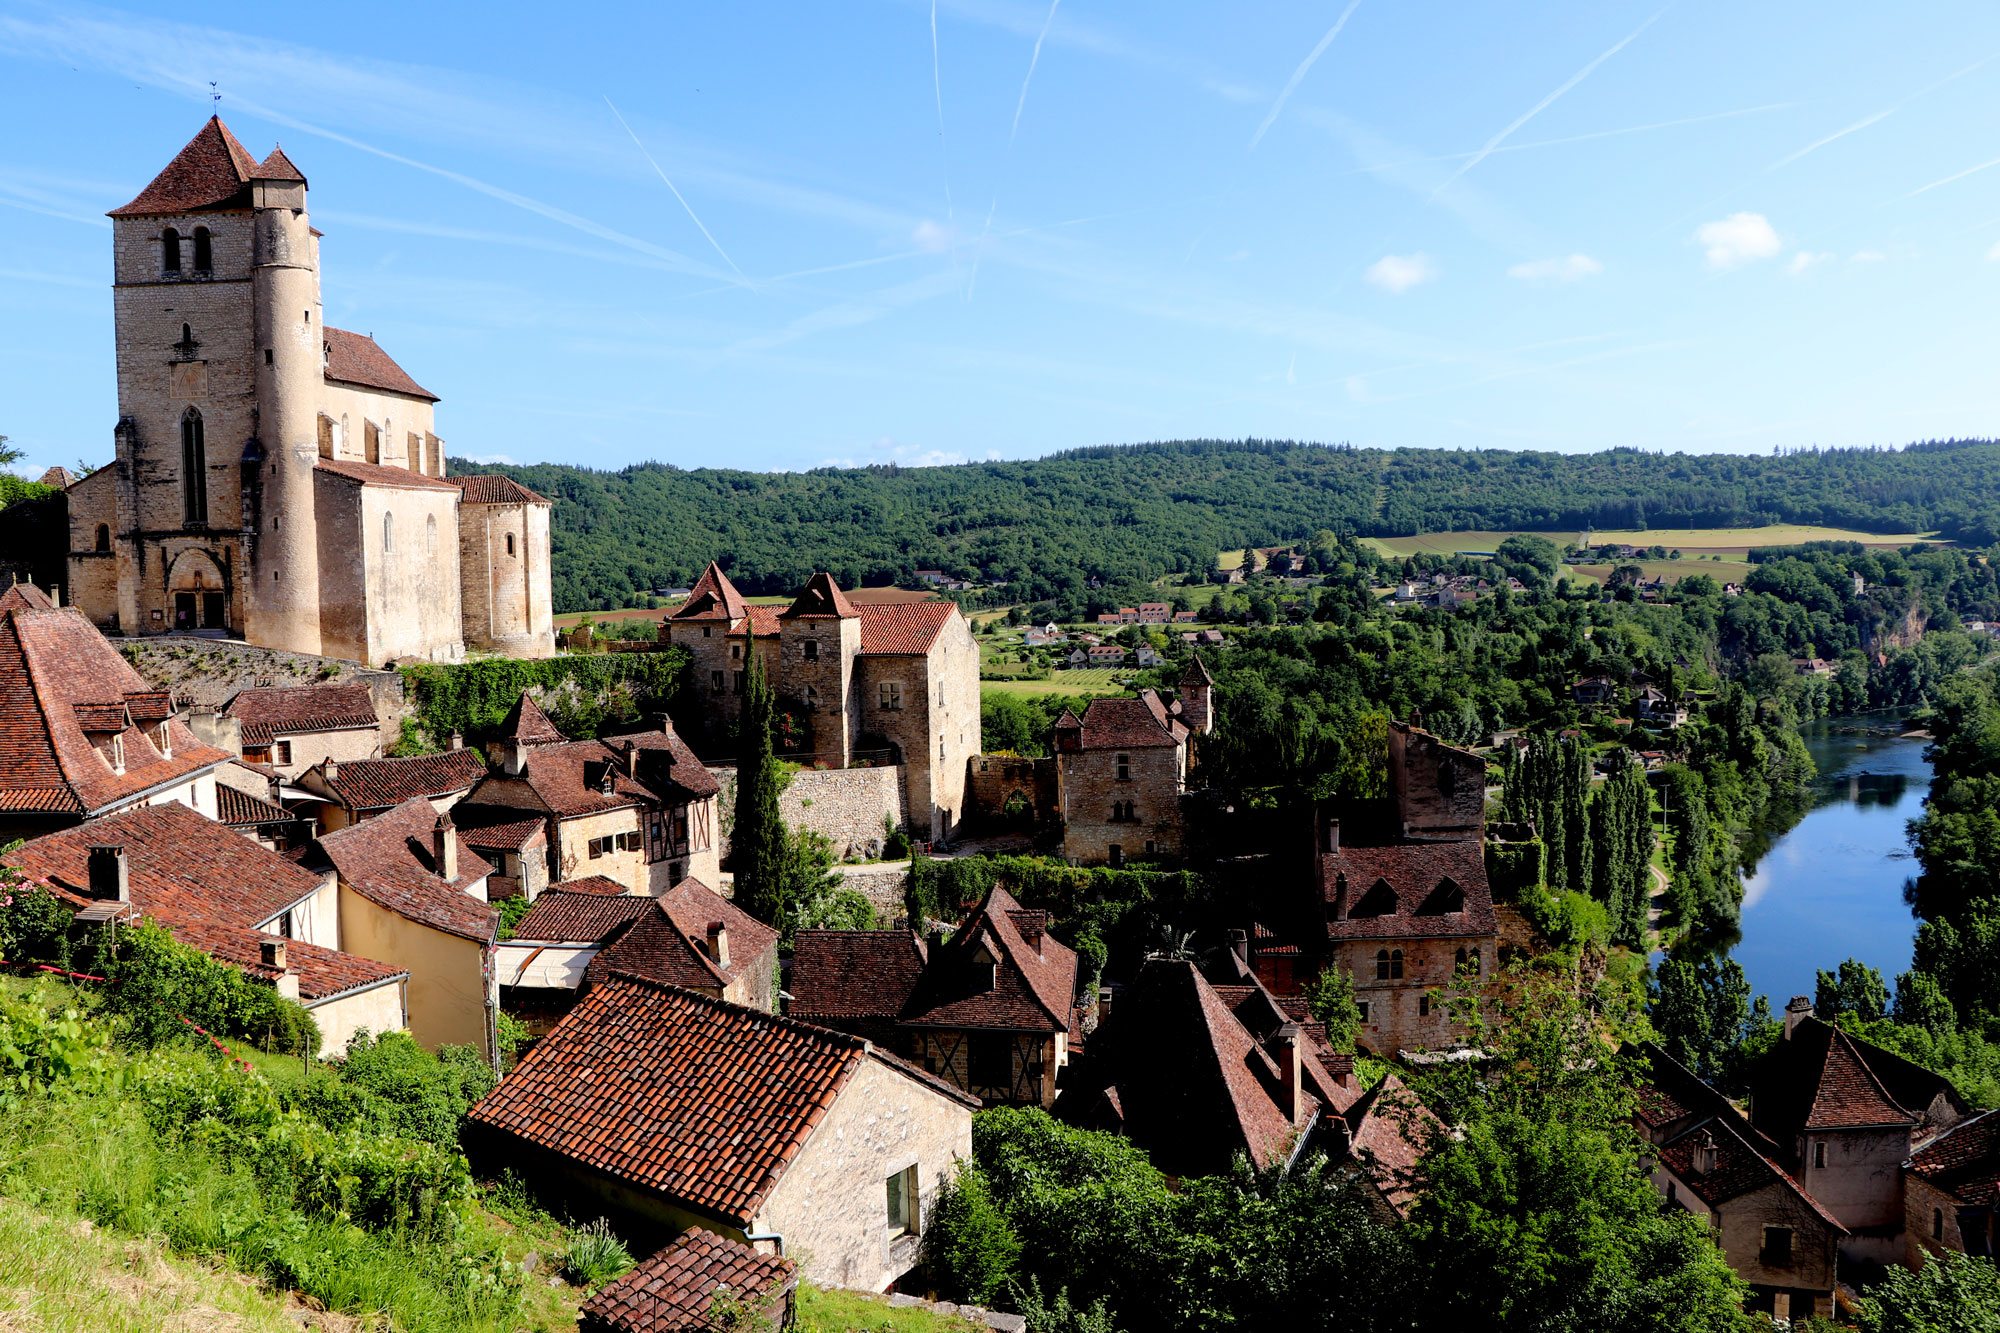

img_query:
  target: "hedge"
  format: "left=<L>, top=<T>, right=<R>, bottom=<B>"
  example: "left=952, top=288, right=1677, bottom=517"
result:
left=399, top=650, right=687, bottom=748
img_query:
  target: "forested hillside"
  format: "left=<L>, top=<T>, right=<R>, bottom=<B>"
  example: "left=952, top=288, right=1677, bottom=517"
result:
left=457, top=438, right=2000, bottom=612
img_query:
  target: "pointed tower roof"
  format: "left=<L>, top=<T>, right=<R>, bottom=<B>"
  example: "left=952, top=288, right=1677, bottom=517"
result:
left=780, top=572, right=859, bottom=620
left=255, top=145, right=307, bottom=184
left=1053, top=708, right=1083, bottom=731
left=109, top=117, right=263, bottom=217
left=669, top=562, right=749, bottom=622
left=0, top=582, right=56, bottom=613
left=1181, top=654, right=1213, bottom=686
left=498, top=693, right=566, bottom=748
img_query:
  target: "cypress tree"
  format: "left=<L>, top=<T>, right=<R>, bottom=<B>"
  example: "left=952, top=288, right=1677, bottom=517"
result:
left=731, top=643, right=788, bottom=927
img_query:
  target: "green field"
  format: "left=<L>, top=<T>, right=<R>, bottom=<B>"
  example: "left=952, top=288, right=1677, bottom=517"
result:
left=983, top=668, right=1129, bottom=699
left=1356, top=524, right=1939, bottom=560
left=1567, top=557, right=1753, bottom=586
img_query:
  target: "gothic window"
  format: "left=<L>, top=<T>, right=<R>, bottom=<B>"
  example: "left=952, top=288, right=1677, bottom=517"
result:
left=192, top=227, right=212, bottom=275
left=1375, top=949, right=1391, bottom=980
left=425, top=514, right=437, bottom=555
left=93, top=524, right=110, bottom=553
left=1455, top=947, right=1468, bottom=968
left=382, top=513, right=394, bottom=554
left=180, top=409, right=207, bottom=525
left=162, top=228, right=181, bottom=274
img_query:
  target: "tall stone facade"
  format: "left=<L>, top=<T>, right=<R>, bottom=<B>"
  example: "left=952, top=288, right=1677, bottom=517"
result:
left=65, top=118, right=553, bottom=668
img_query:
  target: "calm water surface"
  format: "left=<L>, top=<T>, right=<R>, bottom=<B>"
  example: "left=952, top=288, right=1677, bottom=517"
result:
left=1726, top=719, right=1930, bottom=1007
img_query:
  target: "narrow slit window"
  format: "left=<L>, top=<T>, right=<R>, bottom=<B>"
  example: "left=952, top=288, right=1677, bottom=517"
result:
left=162, top=228, right=181, bottom=274
left=180, top=408, right=207, bottom=525
left=192, top=226, right=212, bottom=274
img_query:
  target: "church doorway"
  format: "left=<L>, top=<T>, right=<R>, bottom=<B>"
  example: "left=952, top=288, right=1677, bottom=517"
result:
left=166, top=550, right=231, bottom=634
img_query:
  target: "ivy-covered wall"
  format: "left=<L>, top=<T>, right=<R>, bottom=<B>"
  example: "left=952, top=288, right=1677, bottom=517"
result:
left=398, top=649, right=689, bottom=751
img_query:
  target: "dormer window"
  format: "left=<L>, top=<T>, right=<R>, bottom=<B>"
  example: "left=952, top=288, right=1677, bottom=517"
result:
left=162, top=228, right=181, bottom=274
left=191, top=227, right=212, bottom=275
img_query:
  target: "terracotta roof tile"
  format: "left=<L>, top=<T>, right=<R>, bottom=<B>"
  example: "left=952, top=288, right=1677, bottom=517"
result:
left=318, top=749, right=487, bottom=811
left=1320, top=837, right=1498, bottom=942
left=511, top=889, right=650, bottom=944
left=451, top=473, right=550, bottom=505
left=0, top=583, right=55, bottom=612
left=1908, top=1110, right=2000, bottom=1207
left=216, top=784, right=290, bottom=827
left=1075, top=696, right=1179, bottom=750
left=109, top=117, right=260, bottom=217
left=169, top=918, right=405, bottom=1004
left=780, top=572, right=859, bottom=620
left=579, top=1229, right=796, bottom=1333
left=788, top=930, right=928, bottom=1022
left=255, top=145, right=306, bottom=184
left=456, top=815, right=548, bottom=852
left=856, top=602, right=958, bottom=656
left=591, top=879, right=779, bottom=993
left=468, top=977, right=882, bottom=1224
left=322, top=327, right=438, bottom=401
left=314, top=798, right=496, bottom=942
left=1750, top=1018, right=1960, bottom=1143
left=467, top=729, right=714, bottom=820
left=316, top=457, right=456, bottom=491
left=224, top=682, right=378, bottom=746
left=554, top=874, right=630, bottom=895
left=497, top=693, right=567, bottom=747
left=901, top=886, right=1076, bottom=1032
left=669, top=563, right=749, bottom=622
left=1806, top=1028, right=1916, bottom=1130
left=1345, top=1076, right=1443, bottom=1217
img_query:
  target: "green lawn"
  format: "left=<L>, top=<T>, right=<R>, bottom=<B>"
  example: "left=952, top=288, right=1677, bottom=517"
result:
left=983, top=668, right=1130, bottom=699
left=797, top=1285, right=986, bottom=1331
left=1566, top=557, right=1752, bottom=586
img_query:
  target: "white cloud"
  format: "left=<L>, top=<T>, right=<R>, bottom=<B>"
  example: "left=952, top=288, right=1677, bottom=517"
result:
left=1507, top=253, right=1602, bottom=283
left=1987, top=241, right=2000, bottom=262
left=1695, top=212, right=1782, bottom=269
left=1849, top=249, right=1887, bottom=264
left=1786, top=250, right=1833, bottom=275
left=912, top=220, right=958, bottom=253
left=1364, top=253, right=1438, bottom=293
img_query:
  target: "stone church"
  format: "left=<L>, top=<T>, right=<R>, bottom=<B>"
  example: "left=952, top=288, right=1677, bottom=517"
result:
left=65, top=118, right=554, bottom=667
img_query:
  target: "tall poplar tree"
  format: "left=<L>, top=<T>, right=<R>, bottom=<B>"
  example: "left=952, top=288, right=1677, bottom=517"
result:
left=731, top=644, right=788, bottom=927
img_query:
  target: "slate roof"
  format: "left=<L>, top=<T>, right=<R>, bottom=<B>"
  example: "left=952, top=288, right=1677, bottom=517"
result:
left=316, top=457, right=457, bottom=491
left=1320, top=836, right=1498, bottom=942
left=1750, top=1017, right=1962, bottom=1142
left=0, top=605, right=228, bottom=815
left=589, top=879, right=780, bottom=993
left=780, top=572, right=859, bottom=620
left=314, top=798, right=496, bottom=943
left=223, top=682, right=378, bottom=745
left=1075, top=696, right=1180, bottom=750
left=467, top=975, right=974, bottom=1226
left=317, top=749, right=488, bottom=811
left=511, top=888, right=650, bottom=944
left=322, top=327, right=438, bottom=401
left=669, top=563, right=750, bottom=622
left=579, top=1228, right=797, bottom=1333
left=856, top=602, right=959, bottom=655
left=787, top=930, right=928, bottom=1022
left=451, top=473, right=550, bottom=505
left=216, top=784, right=291, bottom=827
left=1907, top=1109, right=2000, bottom=1207
left=108, top=117, right=261, bottom=216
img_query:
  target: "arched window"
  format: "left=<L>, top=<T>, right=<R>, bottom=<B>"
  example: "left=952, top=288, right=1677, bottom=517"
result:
left=1375, top=948, right=1391, bottom=980
left=425, top=513, right=437, bottom=555
left=94, top=524, right=110, bottom=552
left=162, top=228, right=181, bottom=274
left=1389, top=949, right=1404, bottom=980
left=505, top=533, right=516, bottom=557
left=1468, top=947, right=1481, bottom=976
left=382, top=513, right=394, bottom=554
left=1455, top=947, right=1468, bottom=967
left=192, top=226, right=212, bottom=275
left=180, top=408, right=207, bottom=525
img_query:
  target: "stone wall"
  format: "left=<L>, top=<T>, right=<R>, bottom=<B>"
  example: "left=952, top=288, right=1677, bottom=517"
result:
left=119, top=636, right=407, bottom=750
left=1058, top=746, right=1185, bottom=865
left=1329, top=933, right=1489, bottom=1054
left=708, top=763, right=907, bottom=861
left=1388, top=723, right=1486, bottom=838
left=964, top=755, right=1058, bottom=829
left=838, top=864, right=911, bottom=921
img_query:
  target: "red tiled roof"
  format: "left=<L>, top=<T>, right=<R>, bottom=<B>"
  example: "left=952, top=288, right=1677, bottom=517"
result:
left=554, top=874, right=629, bottom=896
left=0, top=583, right=55, bottom=612
left=1908, top=1110, right=2000, bottom=1207
left=1345, top=1075, right=1443, bottom=1217
left=108, top=117, right=260, bottom=217
left=0, top=606, right=229, bottom=816
left=780, top=572, right=859, bottom=620
left=579, top=1229, right=796, bottom=1333
left=1657, top=1115, right=1846, bottom=1230
left=256, top=145, right=306, bottom=184
left=456, top=815, right=547, bottom=852
left=788, top=930, right=928, bottom=1022
left=216, top=784, right=290, bottom=827
left=1320, top=837, right=1498, bottom=942
left=591, top=879, right=779, bottom=993
left=451, top=473, right=550, bottom=505
left=318, top=749, right=487, bottom=811
left=224, top=682, right=378, bottom=745
left=314, top=798, right=496, bottom=942
left=170, top=918, right=404, bottom=1004
left=468, top=729, right=715, bottom=820
left=1075, top=696, right=1179, bottom=750
left=511, top=888, right=651, bottom=944
left=1749, top=1017, right=1960, bottom=1143
left=901, top=887, right=1076, bottom=1034
left=316, top=457, right=457, bottom=492
left=669, top=563, right=749, bottom=622
left=498, top=693, right=567, bottom=747
left=468, top=976, right=969, bottom=1224
left=856, top=601, right=959, bottom=656
left=1806, top=1027, right=1916, bottom=1130
left=322, top=327, right=438, bottom=401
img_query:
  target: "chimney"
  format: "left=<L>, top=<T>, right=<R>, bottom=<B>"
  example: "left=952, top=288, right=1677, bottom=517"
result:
left=86, top=845, right=128, bottom=902
left=706, top=921, right=730, bottom=968
left=1276, top=1022, right=1303, bottom=1122
left=1332, top=871, right=1350, bottom=922
left=1227, top=928, right=1249, bottom=971
left=1690, top=1129, right=1717, bottom=1177
left=322, top=758, right=339, bottom=785
left=261, top=938, right=288, bottom=970
left=502, top=739, right=526, bottom=777
left=624, top=739, right=641, bottom=778
left=448, top=730, right=464, bottom=751
left=1784, top=996, right=1814, bottom=1040
left=433, top=813, right=458, bottom=882
left=1323, top=816, right=1341, bottom=855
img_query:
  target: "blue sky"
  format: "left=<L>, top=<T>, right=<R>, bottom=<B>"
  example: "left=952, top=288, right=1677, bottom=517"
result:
left=4, top=1, right=2000, bottom=477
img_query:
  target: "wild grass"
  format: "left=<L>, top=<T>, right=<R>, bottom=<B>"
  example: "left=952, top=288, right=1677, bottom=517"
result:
left=795, top=1283, right=987, bottom=1331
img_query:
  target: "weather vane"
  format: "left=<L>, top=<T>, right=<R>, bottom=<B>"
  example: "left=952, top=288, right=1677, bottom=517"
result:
left=209, top=81, right=220, bottom=109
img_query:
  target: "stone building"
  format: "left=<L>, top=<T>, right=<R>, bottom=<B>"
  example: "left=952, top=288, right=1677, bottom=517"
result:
left=1053, top=660, right=1212, bottom=866
left=65, top=117, right=552, bottom=666
left=1903, top=1109, right=2000, bottom=1266
left=213, top=681, right=380, bottom=776
left=790, top=886, right=1078, bottom=1109
left=661, top=564, right=978, bottom=841
left=293, top=747, right=488, bottom=831
left=467, top=974, right=977, bottom=1292
left=0, top=581, right=229, bottom=841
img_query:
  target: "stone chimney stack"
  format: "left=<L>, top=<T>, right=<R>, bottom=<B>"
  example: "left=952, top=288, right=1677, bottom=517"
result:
left=706, top=920, right=730, bottom=968
left=1333, top=871, right=1350, bottom=922
left=261, top=938, right=288, bottom=971
left=433, top=813, right=458, bottom=882
left=1276, top=1022, right=1303, bottom=1122
left=624, top=739, right=641, bottom=779
left=1227, top=928, right=1250, bottom=973
left=1691, top=1129, right=1717, bottom=1177
left=322, top=759, right=338, bottom=785
left=502, top=740, right=526, bottom=776
left=87, top=845, right=129, bottom=901
left=1324, top=816, right=1341, bottom=855
left=1784, top=996, right=1814, bottom=1041
left=448, top=730, right=464, bottom=751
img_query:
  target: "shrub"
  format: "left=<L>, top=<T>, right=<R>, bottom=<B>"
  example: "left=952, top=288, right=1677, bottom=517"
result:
left=883, top=816, right=912, bottom=860
left=560, top=1217, right=634, bottom=1288
left=924, top=1165, right=1021, bottom=1303
left=103, top=923, right=320, bottom=1058
left=0, top=983, right=113, bottom=1105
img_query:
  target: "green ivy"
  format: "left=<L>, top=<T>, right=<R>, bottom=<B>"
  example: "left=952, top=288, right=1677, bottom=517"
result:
left=399, top=650, right=688, bottom=748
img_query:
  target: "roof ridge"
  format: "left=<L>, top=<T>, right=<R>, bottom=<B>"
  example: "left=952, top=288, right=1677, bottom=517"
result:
left=599, top=968, right=873, bottom=1051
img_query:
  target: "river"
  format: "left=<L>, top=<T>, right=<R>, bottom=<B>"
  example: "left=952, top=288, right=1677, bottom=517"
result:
left=1723, top=718, right=1931, bottom=1007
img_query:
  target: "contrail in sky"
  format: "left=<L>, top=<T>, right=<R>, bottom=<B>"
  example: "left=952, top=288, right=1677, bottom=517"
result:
left=1249, top=0, right=1363, bottom=150
left=604, top=95, right=747, bottom=282
left=930, top=0, right=954, bottom=219
left=1766, top=109, right=1894, bottom=172
left=1432, top=7, right=1667, bottom=197
left=1010, top=0, right=1062, bottom=145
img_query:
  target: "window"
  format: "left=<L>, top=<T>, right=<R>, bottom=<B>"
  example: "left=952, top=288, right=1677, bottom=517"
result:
left=1390, top=949, right=1404, bottom=980
left=880, top=681, right=903, bottom=711
left=425, top=514, right=437, bottom=555
left=803, top=639, right=818, bottom=661
left=191, top=226, right=212, bottom=275
left=701, top=626, right=712, bottom=639
left=1813, top=1143, right=1826, bottom=1170
left=886, top=1166, right=919, bottom=1237
left=505, top=534, right=516, bottom=557
left=970, top=1033, right=1011, bottom=1088
left=162, top=227, right=182, bottom=274
left=180, top=409, right=207, bottom=525
left=382, top=513, right=394, bottom=554
left=1115, top=753, right=1131, bottom=781
left=1356, top=1001, right=1369, bottom=1024
left=1456, top=947, right=1467, bottom=967
left=94, top=524, right=110, bottom=553
left=617, top=831, right=643, bottom=853
left=1108, top=844, right=1123, bottom=867
left=805, top=684, right=819, bottom=710
left=1761, top=1226, right=1793, bottom=1267
left=1375, top=949, right=1391, bottom=980
left=733, top=670, right=745, bottom=696
left=1419, top=994, right=1431, bottom=1016
left=1934, top=1208, right=1945, bottom=1240
left=939, top=680, right=946, bottom=708
left=710, top=670, right=724, bottom=690
left=273, top=741, right=293, bottom=766
left=587, top=837, right=603, bottom=859
left=730, top=644, right=741, bottom=661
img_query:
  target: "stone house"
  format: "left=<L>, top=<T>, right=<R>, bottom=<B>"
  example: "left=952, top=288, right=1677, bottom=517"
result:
left=0, top=582, right=229, bottom=841
left=294, top=747, right=487, bottom=831
left=466, top=974, right=977, bottom=1292
left=791, top=886, right=1077, bottom=1109
left=660, top=564, right=979, bottom=841
left=1571, top=673, right=1618, bottom=707
left=1636, top=686, right=1689, bottom=728
left=1136, top=602, right=1170, bottom=623
left=1635, top=1042, right=1846, bottom=1321
left=214, top=681, right=380, bottom=776
left=1903, top=1109, right=2000, bottom=1266
left=5, top=803, right=409, bottom=1055
left=458, top=815, right=551, bottom=903
left=66, top=117, right=551, bottom=666
left=579, top=1228, right=798, bottom=1333
left=215, top=777, right=300, bottom=850
left=456, top=705, right=721, bottom=895
left=495, top=880, right=649, bottom=1029
left=1053, top=662, right=1212, bottom=866
left=309, top=797, right=500, bottom=1059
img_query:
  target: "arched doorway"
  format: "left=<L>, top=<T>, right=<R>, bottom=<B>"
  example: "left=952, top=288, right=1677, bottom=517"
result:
left=165, top=548, right=231, bottom=632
